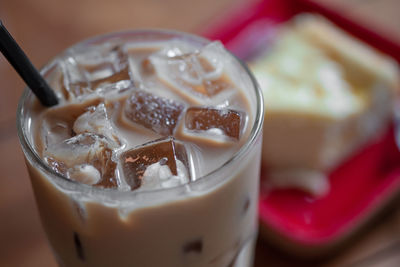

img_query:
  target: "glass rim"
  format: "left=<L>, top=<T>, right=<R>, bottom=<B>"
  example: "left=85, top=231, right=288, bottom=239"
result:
left=16, top=28, right=264, bottom=202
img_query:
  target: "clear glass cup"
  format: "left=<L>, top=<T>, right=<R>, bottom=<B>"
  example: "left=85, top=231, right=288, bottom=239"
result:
left=17, top=29, right=264, bottom=267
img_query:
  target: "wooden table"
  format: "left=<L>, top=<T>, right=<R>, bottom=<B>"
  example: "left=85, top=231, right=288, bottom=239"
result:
left=0, top=0, right=399, bottom=266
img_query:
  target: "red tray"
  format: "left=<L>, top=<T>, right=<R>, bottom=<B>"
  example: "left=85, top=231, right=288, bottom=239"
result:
left=202, top=0, right=400, bottom=256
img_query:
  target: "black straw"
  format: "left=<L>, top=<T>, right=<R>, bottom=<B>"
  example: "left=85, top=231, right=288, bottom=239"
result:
left=0, top=20, right=58, bottom=107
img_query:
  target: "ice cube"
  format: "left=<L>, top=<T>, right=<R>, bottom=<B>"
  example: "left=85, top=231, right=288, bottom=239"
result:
left=184, top=107, right=245, bottom=140
left=44, top=133, right=118, bottom=188
left=149, top=41, right=236, bottom=104
left=46, top=157, right=68, bottom=175
left=68, top=164, right=101, bottom=185
left=73, top=102, right=122, bottom=146
left=119, top=137, right=191, bottom=190
left=41, top=118, right=73, bottom=149
left=123, top=90, right=185, bottom=136
left=39, top=98, right=107, bottom=150
left=60, top=44, right=133, bottom=99
left=39, top=101, right=99, bottom=149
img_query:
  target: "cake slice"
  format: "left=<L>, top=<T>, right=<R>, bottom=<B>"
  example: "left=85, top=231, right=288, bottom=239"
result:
left=251, top=14, right=400, bottom=196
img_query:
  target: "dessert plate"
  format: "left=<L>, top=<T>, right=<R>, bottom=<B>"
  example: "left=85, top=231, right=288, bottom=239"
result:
left=202, top=0, right=400, bottom=255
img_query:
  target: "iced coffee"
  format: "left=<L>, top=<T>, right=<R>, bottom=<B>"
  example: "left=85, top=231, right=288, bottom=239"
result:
left=17, top=30, right=263, bottom=267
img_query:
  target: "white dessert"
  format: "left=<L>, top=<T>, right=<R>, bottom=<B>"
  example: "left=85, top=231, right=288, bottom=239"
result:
left=252, top=14, right=400, bottom=196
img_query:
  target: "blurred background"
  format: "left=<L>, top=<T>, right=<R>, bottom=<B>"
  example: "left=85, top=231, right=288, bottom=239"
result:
left=0, top=0, right=400, bottom=266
